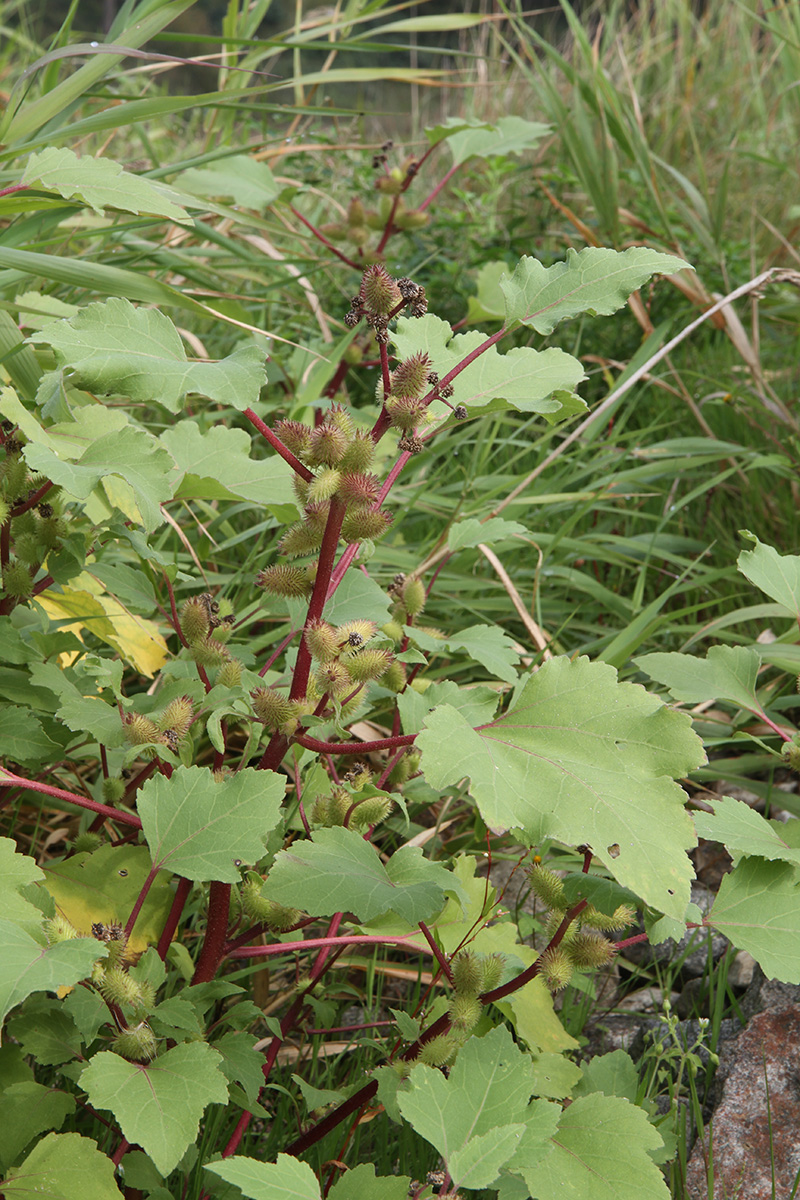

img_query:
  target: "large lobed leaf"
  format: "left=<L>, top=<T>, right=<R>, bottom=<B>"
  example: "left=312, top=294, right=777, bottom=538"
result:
left=417, top=656, right=704, bottom=918
left=81, top=1042, right=229, bottom=1176
left=137, top=766, right=285, bottom=883
left=31, top=298, right=267, bottom=414
left=392, top=314, right=586, bottom=418
left=706, top=857, right=800, bottom=982
left=0, top=921, right=106, bottom=1027
left=1, top=1131, right=120, bottom=1200
left=738, top=532, right=800, bottom=620
left=635, top=644, right=763, bottom=714
left=263, top=826, right=464, bottom=924
left=500, top=246, right=690, bottom=335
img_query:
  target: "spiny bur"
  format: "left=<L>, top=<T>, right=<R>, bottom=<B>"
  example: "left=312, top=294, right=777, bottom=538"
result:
left=180, top=596, right=210, bottom=643
left=44, top=915, right=79, bottom=943
left=308, top=422, right=349, bottom=468
left=158, top=696, right=195, bottom=738
left=529, top=864, right=567, bottom=911
left=390, top=352, right=432, bottom=399
left=279, top=520, right=325, bottom=558
left=400, top=576, right=426, bottom=618
left=274, top=419, right=311, bottom=460
left=566, top=931, right=616, bottom=970
left=448, top=992, right=483, bottom=1033
left=97, top=965, right=142, bottom=1008
left=479, top=954, right=505, bottom=993
left=451, top=951, right=483, bottom=995
left=341, top=507, right=392, bottom=544
left=252, top=687, right=294, bottom=730
left=217, top=658, right=243, bottom=688
left=257, top=564, right=312, bottom=598
left=305, top=619, right=340, bottom=663
left=2, top=560, right=33, bottom=599
left=112, top=1023, right=157, bottom=1063
left=342, top=647, right=393, bottom=683
left=308, top=466, right=342, bottom=504
left=101, top=777, right=126, bottom=805
left=339, top=429, right=375, bottom=472
left=349, top=793, right=393, bottom=828
left=581, top=903, right=636, bottom=933
left=537, top=947, right=574, bottom=992
left=122, top=713, right=162, bottom=747
left=417, top=1034, right=459, bottom=1068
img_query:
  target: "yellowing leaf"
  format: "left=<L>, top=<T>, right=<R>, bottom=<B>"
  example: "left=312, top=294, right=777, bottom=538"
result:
left=35, top=572, right=167, bottom=677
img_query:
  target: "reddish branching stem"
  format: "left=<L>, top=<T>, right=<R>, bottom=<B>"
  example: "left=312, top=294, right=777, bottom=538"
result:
left=0, top=769, right=142, bottom=828
left=244, top=408, right=314, bottom=481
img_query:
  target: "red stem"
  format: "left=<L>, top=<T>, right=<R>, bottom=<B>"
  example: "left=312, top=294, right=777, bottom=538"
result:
left=9, top=480, right=54, bottom=518
left=289, top=205, right=361, bottom=270
left=227, top=931, right=420, bottom=959
left=191, top=881, right=232, bottom=984
left=292, top=731, right=416, bottom=755
left=156, top=876, right=192, bottom=959
left=418, top=920, right=451, bottom=982
left=418, top=161, right=461, bottom=213
left=0, top=769, right=142, bottom=827
left=244, top=408, right=314, bottom=481
left=123, top=866, right=160, bottom=940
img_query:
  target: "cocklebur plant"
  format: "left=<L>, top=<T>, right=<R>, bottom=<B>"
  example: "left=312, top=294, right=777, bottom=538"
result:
left=3, top=108, right=797, bottom=1200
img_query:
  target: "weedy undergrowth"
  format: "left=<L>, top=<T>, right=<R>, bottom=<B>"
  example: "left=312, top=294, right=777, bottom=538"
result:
left=3, top=6, right=800, bottom=1200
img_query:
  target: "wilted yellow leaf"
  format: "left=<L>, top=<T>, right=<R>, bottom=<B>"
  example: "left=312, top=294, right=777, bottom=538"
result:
left=34, top=571, right=168, bottom=677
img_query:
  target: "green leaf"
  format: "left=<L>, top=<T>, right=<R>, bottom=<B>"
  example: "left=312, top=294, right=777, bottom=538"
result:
left=328, top=1163, right=411, bottom=1200
left=0, top=1081, right=75, bottom=1169
left=397, top=680, right=499, bottom=736
left=263, top=826, right=462, bottom=924
left=500, top=247, right=690, bottom=335
left=40, top=844, right=174, bottom=957
left=573, top=1049, right=638, bottom=1102
left=137, top=766, right=285, bottom=883
left=635, top=645, right=763, bottom=713
left=410, top=623, right=520, bottom=683
left=706, top=857, right=800, bottom=982
left=392, top=314, right=585, bottom=416
left=161, top=422, right=293, bottom=512
left=176, top=156, right=279, bottom=210
left=81, top=1042, right=229, bottom=1176
left=24, top=424, right=176, bottom=532
left=1, top=1131, right=120, bottom=1200
left=0, top=709, right=60, bottom=766
left=529, top=1051, right=582, bottom=1100
left=398, top=1027, right=551, bottom=1184
left=510, top=1093, right=668, bottom=1199
left=447, top=517, right=528, bottom=552
left=30, top=298, right=267, bottom=414
left=559, top=872, right=641, bottom=915
left=7, top=994, right=83, bottom=1066
left=437, top=116, right=550, bottom=166
left=28, top=662, right=125, bottom=747
left=21, top=147, right=190, bottom=222
left=0, top=922, right=105, bottom=1026
left=465, top=260, right=510, bottom=324
left=738, top=533, right=800, bottom=620
left=693, top=795, right=800, bottom=868
left=205, top=1153, right=321, bottom=1200
left=214, top=1031, right=265, bottom=1109
left=417, top=656, right=704, bottom=918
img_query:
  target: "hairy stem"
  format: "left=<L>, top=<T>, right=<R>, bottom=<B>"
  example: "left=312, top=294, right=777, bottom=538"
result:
left=191, top=881, right=232, bottom=984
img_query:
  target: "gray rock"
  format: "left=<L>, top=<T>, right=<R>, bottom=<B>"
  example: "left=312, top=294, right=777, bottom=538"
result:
left=623, top=883, right=729, bottom=979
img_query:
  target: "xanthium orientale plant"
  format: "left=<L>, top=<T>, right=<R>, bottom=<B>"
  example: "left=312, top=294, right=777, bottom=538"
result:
left=4, top=107, right=800, bottom=1200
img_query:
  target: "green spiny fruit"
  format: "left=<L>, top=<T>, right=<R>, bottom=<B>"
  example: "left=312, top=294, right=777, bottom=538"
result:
left=417, top=1034, right=458, bottom=1067
left=581, top=903, right=636, bottom=933
left=339, top=429, right=375, bottom=472
left=274, top=419, right=311, bottom=460
left=401, top=576, right=426, bottom=618
left=451, top=951, right=482, bottom=995
left=257, top=564, right=313, bottom=598
left=217, top=658, right=243, bottom=688
left=158, top=695, right=195, bottom=737
left=43, top=915, right=79, bottom=943
left=382, top=661, right=407, bottom=693
left=565, top=931, right=616, bottom=970
left=315, top=660, right=352, bottom=698
left=191, top=636, right=230, bottom=668
left=101, top=777, right=125, bottom=804
left=37, top=515, right=67, bottom=551
left=360, top=264, right=403, bottom=314
left=307, top=422, right=349, bottom=468
left=390, top=353, right=432, bottom=400
left=395, top=208, right=429, bottom=229
left=111, top=1023, right=157, bottom=1063
left=339, top=472, right=380, bottom=508
left=252, top=687, right=294, bottom=730
left=381, top=620, right=404, bottom=643
left=346, top=225, right=369, bottom=246
left=342, top=647, right=393, bottom=683
left=529, top=864, right=567, bottom=911
left=292, top=473, right=310, bottom=506
left=180, top=596, right=210, bottom=643
left=12, top=532, right=40, bottom=565
left=349, top=794, right=393, bottom=828
left=318, top=222, right=348, bottom=242
left=337, top=619, right=378, bottom=647
left=341, top=507, right=392, bottom=544
left=305, top=619, right=340, bottom=663
left=278, top=520, right=325, bottom=558
left=97, top=965, right=142, bottom=1007
left=122, top=713, right=162, bottom=747
left=74, top=828, right=106, bottom=852
left=2, top=560, right=33, bottom=599
left=308, top=467, right=342, bottom=504
left=448, top=992, right=483, bottom=1032
left=386, top=395, right=426, bottom=431
left=537, top=947, right=573, bottom=992
left=347, top=198, right=366, bottom=226
left=2, top=454, right=28, bottom=498
left=0, top=495, right=10, bottom=525
left=478, top=954, right=504, bottom=993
